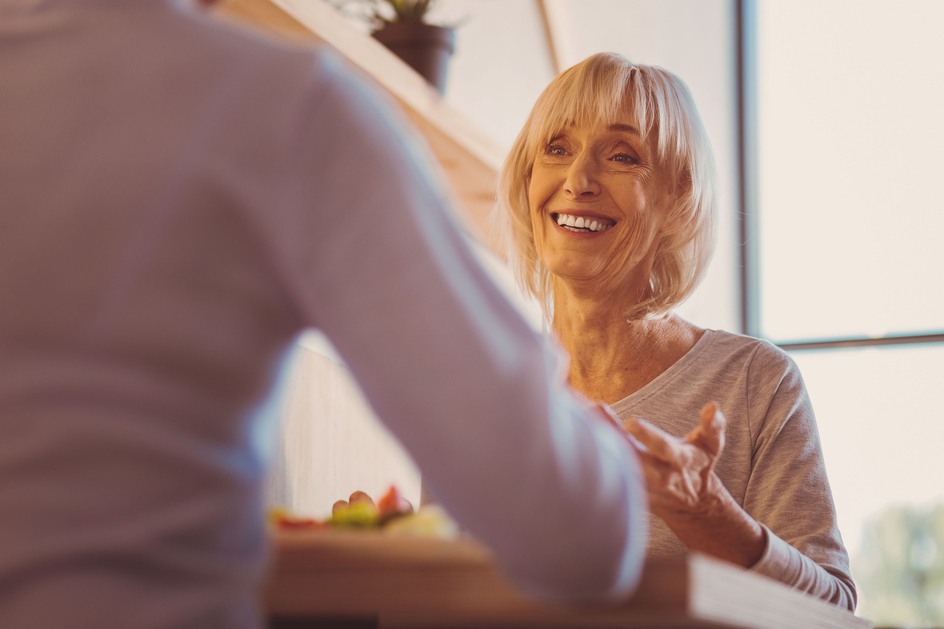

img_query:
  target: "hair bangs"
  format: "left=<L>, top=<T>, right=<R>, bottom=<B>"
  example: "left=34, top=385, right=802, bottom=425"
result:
left=525, top=60, right=661, bottom=165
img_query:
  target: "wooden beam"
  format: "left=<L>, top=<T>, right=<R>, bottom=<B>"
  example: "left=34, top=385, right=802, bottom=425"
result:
left=535, top=0, right=573, bottom=76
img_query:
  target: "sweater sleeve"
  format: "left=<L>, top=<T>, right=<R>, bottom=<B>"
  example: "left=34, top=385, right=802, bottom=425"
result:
left=743, top=342, right=857, bottom=611
left=269, top=51, right=649, bottom=603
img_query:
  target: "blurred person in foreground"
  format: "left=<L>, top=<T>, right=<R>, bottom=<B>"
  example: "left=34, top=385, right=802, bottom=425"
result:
left=0, top=1, right=648, bottom=626
left=493, top=52, right=855, bottom=610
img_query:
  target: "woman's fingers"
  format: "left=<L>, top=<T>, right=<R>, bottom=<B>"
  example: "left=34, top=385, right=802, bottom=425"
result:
left=685, top=402, right=726, bottom=460
left=634, top=447, right=702, bottom=512
left=625, top=408, right=726, bottom=514
left=623, top=417, right=683, bottom=466
left=593, top=403, right=623, bottom=429
left=629, top=446, right=668, bottom=485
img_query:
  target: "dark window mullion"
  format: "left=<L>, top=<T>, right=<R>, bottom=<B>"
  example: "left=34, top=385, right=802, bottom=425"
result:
left=776, top=332, right=944, bottom=352
left=737, top=0, right=761, bottom=338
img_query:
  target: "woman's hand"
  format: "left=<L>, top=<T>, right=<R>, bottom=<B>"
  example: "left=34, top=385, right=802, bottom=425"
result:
left=623, top=402, right=766, bottom=568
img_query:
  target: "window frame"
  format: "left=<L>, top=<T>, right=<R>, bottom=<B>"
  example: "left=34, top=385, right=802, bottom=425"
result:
left=735, top=0, right=944, bottom=351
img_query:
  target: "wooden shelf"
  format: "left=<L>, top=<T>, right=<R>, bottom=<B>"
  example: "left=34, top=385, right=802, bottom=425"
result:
left=213, top=0, right=506, bottom=254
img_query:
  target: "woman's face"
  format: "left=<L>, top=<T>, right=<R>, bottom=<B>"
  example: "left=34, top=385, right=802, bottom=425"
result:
left=528, top=115, right=677, bottom=295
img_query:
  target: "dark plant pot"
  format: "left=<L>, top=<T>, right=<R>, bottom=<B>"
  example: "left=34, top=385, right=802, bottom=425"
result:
left=372, top=21, right=455, bottom=95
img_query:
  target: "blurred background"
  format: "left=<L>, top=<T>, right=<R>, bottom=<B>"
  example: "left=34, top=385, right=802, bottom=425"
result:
left=242, top=1, right=944, bottom=626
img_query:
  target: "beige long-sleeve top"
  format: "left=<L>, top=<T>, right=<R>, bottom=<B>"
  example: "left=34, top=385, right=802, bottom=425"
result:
left=611, top=328, right=856, bottom=611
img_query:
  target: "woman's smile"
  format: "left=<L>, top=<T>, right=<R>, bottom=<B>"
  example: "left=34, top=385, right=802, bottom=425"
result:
left=551, top=212, right=616, bottom=234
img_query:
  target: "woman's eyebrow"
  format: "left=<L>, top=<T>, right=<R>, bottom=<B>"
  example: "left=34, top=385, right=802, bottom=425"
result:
left=608, top=123, right=641, bottom=135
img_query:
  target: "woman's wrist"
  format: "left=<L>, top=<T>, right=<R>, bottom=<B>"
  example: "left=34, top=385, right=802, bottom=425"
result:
left=663, top=475, right=766, bottom=568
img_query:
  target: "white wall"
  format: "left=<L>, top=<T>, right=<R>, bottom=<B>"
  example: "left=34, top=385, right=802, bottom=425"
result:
left=267, top=334, right=422, bottom=517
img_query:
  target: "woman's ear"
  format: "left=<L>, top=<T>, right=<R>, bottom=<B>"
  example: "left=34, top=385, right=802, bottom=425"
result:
left=663, top=166, right=684, bottom=199
left=661, top=167, right=691, bottom=226
left=656, top=191, right=688, bottom=239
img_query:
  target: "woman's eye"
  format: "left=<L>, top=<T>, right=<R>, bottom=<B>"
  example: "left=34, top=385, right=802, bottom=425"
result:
left=545, top=143, right=568, bottom=156
left=612, top=153, right=637, bottom=164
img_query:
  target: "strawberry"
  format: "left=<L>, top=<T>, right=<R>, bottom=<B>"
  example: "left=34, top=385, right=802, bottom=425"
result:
left=377, top=485, right=414, bottom=522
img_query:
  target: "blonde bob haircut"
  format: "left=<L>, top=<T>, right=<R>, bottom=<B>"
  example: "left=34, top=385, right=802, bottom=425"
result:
left=493, top=52, right=717, bottom=321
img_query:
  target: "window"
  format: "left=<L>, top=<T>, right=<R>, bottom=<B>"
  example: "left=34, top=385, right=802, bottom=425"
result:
left=743, top=1, right=944, bottom=624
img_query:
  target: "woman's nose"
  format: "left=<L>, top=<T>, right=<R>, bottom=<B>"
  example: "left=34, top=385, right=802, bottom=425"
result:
left=563, top=154, right=601, bottom=198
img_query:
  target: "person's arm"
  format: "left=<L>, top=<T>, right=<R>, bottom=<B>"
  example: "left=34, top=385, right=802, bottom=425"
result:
left=270, top=51, right=648, bottom=602
left=622, top=346, right=855, bottom=610
left=740, top=344, right=856, bottom=611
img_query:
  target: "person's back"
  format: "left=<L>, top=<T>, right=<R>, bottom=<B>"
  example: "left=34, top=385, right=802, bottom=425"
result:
left=0, top=1, right=325, bottom=625
left=0, top=1, right=647, bottom=627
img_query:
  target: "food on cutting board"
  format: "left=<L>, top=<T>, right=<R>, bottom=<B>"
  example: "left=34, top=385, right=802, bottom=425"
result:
left=267, top=507, right=329, bottom=530
left=382, top=504, right=458, bottom=539
left=269, top=485, right=459, bottom=539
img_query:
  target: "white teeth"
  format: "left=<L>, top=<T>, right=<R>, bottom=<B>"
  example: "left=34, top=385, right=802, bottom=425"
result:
left=554, top=213, right=613, bottom=233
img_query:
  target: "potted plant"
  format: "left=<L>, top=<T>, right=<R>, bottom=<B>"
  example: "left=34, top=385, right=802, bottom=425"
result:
left=332, top=0, right=456, bottom=94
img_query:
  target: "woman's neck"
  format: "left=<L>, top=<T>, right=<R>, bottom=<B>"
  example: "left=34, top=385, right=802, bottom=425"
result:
left=552, top=287, right=704, bottom=404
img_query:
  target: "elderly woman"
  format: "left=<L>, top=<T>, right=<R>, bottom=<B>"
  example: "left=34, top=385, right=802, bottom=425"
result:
left=494, top=52, right=856, bottom=610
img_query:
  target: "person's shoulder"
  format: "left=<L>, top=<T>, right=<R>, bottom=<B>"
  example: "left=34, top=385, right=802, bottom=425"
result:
left=160, top=3, right=336, bottom=83
left=702, top=329, right=798, bottom=379
left=175, top=5, right=309, bottom=55
left=701, top=331, right=809, bottom=426
left=154, top=5, right=362, bottom=125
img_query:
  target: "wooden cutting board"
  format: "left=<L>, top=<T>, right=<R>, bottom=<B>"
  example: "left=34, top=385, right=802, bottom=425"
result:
left=263, top=529, right=872, bottom=629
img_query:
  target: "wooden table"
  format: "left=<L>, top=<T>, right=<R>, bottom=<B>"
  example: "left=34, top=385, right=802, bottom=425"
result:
left=263, top=530, right=872, bottom=629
